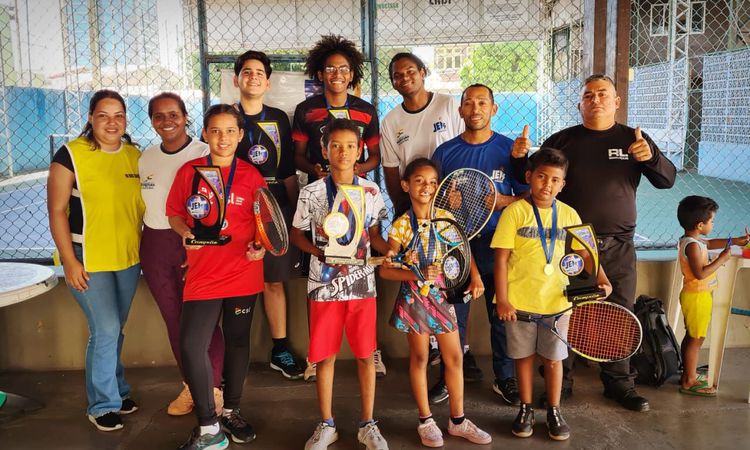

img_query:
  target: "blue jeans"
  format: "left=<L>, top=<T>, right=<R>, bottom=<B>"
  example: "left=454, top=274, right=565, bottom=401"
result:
left=69, top=245, right=140, bottom=417
left=472, top=234, right=514, bottom=381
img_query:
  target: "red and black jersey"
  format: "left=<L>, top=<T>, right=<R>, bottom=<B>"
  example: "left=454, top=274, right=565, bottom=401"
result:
left=292, top=94, right=379, bottom=180
left=236, top=104, right=295, bottom=207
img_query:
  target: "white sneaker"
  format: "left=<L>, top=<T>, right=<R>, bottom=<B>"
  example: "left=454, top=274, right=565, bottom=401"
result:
left=304, top=422, right=338, bottom=450
left=357, top=422, right=389, bottom=450
left=304, top=358, right=317, bottom=382
left=417, top=418, right=444, bottom=448
left=373, top=350, right=386, bottom=378
left=447, top=418, right=492, bottom=444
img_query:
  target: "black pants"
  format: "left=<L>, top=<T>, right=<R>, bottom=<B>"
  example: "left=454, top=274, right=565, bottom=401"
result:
left=562, top=237, right=637, bottom=392
left=181, top=294, right=257, bottom=426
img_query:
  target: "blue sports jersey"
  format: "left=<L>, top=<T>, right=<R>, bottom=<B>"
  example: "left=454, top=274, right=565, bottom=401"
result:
left=431, top=132, right=529, bottom=233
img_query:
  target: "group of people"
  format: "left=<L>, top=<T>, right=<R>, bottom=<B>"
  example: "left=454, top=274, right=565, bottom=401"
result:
left=47, top=33, right=745, bottom=450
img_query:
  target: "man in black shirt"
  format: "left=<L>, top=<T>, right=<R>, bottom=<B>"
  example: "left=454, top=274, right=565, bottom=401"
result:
left=233, top=50, right=304, bottom=380
left=510, top=74, right=676, bottom=412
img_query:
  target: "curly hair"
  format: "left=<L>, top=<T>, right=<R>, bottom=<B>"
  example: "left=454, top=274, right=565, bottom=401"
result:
left=305, top=34, right=364, bottom=88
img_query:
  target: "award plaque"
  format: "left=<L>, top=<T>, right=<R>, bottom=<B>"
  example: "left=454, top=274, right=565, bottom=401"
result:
left=185, top=165, right=232, bottom=246
left=560, top=224, right=605, bottom=302
left=323, top=184, right=366, bottom=265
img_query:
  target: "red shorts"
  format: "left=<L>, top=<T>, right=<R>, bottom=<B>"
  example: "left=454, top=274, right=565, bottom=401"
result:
left=308, top=298, right=377, bottom=363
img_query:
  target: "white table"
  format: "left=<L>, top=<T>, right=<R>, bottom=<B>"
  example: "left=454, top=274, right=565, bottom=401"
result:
left=667, top=250, right=750, bottom=401
left=0, top=262, right=57, bottom=414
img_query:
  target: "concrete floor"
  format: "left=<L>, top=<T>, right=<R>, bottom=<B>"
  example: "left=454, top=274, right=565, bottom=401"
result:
left=1, top=350, right=749, bottom=450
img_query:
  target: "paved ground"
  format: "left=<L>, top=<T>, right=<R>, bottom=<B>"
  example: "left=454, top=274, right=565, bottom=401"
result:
left=1, top=350, right=749, bottom=449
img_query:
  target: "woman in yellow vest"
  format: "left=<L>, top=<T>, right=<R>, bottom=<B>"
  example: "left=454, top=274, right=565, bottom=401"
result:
left=47, top=90, right=144, bottom=432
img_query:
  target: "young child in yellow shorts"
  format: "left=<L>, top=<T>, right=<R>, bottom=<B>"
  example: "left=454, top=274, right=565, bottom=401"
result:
left=676, top=196, right=749, bottom=396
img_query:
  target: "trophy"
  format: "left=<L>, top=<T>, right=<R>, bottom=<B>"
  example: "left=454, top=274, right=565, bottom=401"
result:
left=185, top=166, right=232, bottom=246
left=323, top=184, right=366, bottom=265
left=559, top=224, right=605, bottom=302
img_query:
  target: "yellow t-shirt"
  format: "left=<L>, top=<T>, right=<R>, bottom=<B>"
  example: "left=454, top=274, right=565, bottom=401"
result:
left=491, top=199, right=582, bottom=314
left=66, top=137, right=144, bottom=272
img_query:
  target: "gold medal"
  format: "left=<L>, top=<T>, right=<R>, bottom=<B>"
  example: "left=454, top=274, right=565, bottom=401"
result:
left=544, top=264, right=554, bottom=276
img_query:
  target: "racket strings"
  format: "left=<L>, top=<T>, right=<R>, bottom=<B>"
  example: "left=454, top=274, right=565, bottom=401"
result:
left=567, top=303, right=641, bottom=360
left=431, top=220, right=471, bottom=290
left=256, top=191, right=289, bottom=255
left=433, top=170, right=496, bottom=239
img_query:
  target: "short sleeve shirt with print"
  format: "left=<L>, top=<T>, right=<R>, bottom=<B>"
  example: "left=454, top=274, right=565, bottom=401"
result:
left=292, top=176, right=387, bottom=301
left=380, top=93, right=464, bottom=175
left=139, top=138, right=209, bottom=230
left=491, top=199, right=582, bottom=314
left=235, top=104, right=296, bottom=206
left=292, top=94, right=379, bottom=178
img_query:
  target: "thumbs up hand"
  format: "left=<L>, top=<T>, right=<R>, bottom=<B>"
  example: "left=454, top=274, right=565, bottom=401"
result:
left=628, top=127, right=652, bottom=162
left=511, top=124, right=532, bottom=158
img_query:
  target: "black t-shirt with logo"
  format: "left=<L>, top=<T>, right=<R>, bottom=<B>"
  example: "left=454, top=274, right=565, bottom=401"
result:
left=236, top=104, right=295, bottom=206
left=515, top=123, right=676, bottom=238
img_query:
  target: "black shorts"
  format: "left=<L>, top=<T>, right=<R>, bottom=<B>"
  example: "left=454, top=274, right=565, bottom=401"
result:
left=263, top=205, right=301, bottom=282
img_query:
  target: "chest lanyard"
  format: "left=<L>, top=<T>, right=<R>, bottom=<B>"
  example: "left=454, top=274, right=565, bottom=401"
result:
left=407, top=209, right=436, bottom=269
left=237, top=102, right=265, bottom=147
left=206, top=154, right=237, bottom=213
left=324, top=95, right=350, bottom=118
left=325, top=175, right=359, bottom=244
left=530, top=198, right=557, bottom=276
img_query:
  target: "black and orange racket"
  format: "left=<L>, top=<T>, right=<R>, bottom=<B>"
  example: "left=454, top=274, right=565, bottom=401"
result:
left=253, top=187, right=289, bottom=256
left=515, top=300, right=642, bottom=362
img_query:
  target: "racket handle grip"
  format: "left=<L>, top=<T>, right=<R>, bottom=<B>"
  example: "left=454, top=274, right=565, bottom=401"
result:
left=368, top=256, right=387, bottom=265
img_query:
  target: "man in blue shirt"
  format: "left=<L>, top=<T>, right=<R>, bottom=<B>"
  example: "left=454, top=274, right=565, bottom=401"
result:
left=432, top=83, right=529, bottom=405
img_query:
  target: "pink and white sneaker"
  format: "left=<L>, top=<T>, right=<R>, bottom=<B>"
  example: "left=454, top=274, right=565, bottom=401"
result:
left=417, top=418, right=444, bottom=448
left=447, top=418, right=492, bottom=444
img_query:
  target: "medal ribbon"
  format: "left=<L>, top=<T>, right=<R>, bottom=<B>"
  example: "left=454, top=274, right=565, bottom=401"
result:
left=237, top=103, right=266, bottom=146
left=324, top=95, right=349, bottom=118
left=407, top=209, right=436, bottom=269
left=206, top=154, right=237, bottom=214
left=530, top=198, right=557, bottom=269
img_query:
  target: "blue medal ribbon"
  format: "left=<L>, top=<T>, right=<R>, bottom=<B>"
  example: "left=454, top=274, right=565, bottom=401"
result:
left=206, top=154, right=237, bottom=214
left=530, top=198, right=557, bottom=274
left=237, top=103, right=266, bottom=146
left=324, top=95, right=349, bottom=117
left=407, top=209, right=436, bottom=268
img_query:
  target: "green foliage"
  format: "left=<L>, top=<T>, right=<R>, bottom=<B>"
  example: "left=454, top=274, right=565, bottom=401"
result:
left=459, top=42, right=539, bottom=92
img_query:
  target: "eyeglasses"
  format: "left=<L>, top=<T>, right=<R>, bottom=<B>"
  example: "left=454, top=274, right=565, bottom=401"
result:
left=324, top=66, right=351, bottom=74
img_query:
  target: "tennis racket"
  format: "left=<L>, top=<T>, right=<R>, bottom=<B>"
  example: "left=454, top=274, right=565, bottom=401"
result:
left=253, top=187, right=289, bottom=256
left=430, top=168, right=497, bottom=240
left=515, top=300, right=642, bottom=362
left=370, top=217, right=471, bottom=295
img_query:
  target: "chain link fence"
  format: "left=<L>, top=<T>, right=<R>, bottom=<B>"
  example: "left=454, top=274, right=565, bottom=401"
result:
left=0, top=0, right=748, bottom=261
left=630, top=0, right=750, bottom=248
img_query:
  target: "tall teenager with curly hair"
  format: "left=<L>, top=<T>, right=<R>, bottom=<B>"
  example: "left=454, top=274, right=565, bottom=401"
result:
left=292, top=34, right=381, bottom=182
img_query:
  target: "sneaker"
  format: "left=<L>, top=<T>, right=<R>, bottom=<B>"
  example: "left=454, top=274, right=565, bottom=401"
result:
left=603, top=387, right=650, bottom=412
left=537, top=387, right=573, bottom=408
left=427, top=380, right=449, bottom=404
left=177, top=427, right=229, bottom=450
left=373, top=349, right=387, bottom=378
left=304, top=358, right=317, bottom=382
left=270, top=350, right=304, bottom=380
left=304, top=422, right=338, bottom=450
left=546, top=406, right=570, bottom=441
left=220, top=409, right=256, bottom=444
left=213, top=388, right=224, bottom=416
left=511, top=403, right=535, bottom=438
left=417, top=418, right=444, bottom=448
left=493, top=377, right=520, bottom=405
left=169, top=383, right=194, bottom=416
left=447, top=418, right=492, bottom=444
left=462, top=351, right=484, bottom=382
left=119, top=398, right=138, bottom=415
left=357, top=421, right=389, bottom=450
left=88, top=412, right=123, bottom=432
left=428, top=346, right=441, bottom=367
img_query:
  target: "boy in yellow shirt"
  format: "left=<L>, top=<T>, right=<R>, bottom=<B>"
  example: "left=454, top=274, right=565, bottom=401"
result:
left=492, top=147, right=611, bottom=441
